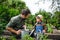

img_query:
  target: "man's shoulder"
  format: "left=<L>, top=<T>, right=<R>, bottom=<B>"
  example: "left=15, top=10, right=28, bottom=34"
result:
left=11, top=15, right=20, bottom=21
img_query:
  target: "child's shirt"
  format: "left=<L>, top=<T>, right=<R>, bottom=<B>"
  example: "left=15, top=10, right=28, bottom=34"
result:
left=35, top=22, right=43, bottom=33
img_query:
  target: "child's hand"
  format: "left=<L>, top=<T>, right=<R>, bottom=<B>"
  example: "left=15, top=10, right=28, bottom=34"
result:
left=23, top=25, right=26, bottom=30
left=43, top=30, right=46, bottom=33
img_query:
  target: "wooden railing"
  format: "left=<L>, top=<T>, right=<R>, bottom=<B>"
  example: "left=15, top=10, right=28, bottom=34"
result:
left=1, top=29, right=60, bottom=40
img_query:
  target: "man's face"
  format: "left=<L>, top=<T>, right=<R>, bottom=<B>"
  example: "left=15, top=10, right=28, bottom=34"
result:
left=25, top=14, right=30, bottom=18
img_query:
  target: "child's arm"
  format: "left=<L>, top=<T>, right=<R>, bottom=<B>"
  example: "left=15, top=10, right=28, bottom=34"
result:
left=43, top=23, right=47, bottom=33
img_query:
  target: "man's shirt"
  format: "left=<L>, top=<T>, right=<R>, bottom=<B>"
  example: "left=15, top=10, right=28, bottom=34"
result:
left=6, top=15, right=26, bottom=31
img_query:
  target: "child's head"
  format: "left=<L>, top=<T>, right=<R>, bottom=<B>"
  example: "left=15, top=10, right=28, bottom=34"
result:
left=36, top=15, right=43, bottom=22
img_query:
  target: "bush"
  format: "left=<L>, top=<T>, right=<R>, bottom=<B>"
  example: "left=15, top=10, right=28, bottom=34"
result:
left=46, top=24, right=53, bottom=33
left=22, top=34, right=34, bottom=40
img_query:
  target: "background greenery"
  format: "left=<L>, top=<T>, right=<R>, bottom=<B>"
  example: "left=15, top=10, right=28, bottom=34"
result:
left=0, top=0, right=60, bottom=40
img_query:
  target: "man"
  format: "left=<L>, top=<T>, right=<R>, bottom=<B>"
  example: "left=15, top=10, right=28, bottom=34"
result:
left=6, top=9, right=31, bottom=39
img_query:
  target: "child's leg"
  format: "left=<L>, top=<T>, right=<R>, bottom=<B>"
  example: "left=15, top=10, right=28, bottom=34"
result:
left=35, top=33, right=40, bottom=40
left=37, top=33, right=44, bottom=40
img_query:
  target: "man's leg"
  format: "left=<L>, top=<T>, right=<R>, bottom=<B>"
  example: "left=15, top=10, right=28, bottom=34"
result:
left=15, top=34, right=21, bottom=39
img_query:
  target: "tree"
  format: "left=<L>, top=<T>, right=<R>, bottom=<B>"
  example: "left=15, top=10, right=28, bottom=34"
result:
left=52, top=11, right=60, bottom=29
left=0, top=0, right=26, bottom=30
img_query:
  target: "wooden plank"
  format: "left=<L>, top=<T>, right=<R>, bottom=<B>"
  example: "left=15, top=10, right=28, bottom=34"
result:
left=45, top=33, right=60, bottom=39
left=2, top=30, right=60, bottom=39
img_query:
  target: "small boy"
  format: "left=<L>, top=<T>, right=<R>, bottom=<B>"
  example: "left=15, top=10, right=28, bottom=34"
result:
left=35, top=15, right=46, bottom=33
left=35, top=15, right=47, bottom=40
left=30, top=15, right=47, bottom=40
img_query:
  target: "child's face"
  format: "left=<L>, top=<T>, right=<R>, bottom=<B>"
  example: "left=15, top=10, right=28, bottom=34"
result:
left=36, top=18, right=41, bottom=22
left=36, top=16, right=43, bottom=22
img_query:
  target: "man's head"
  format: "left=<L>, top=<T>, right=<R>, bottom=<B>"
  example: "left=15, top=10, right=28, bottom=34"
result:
left=21, top=9, right=31, bottom=18
left=36, top=15, right=43, bottom=22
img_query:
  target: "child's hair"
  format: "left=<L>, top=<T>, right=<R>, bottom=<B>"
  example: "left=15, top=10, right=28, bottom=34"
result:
left=36, top=15, right=43, bottom=20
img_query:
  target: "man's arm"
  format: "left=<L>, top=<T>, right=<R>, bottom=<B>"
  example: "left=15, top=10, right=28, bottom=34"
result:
left=6, top=27, right=21, bottom=35
left=6, top=17, right=21, bottom=35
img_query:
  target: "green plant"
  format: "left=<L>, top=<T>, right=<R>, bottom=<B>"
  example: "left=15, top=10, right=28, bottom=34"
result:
left=6, top=36, right=16, bottom=40
left=46, top=24, right=53, bottom=33
left=9, top=36, right=16, bottom=40
left=35, top=33, right=48, bottom=40
left=0, top=37, right=6, bottom=40
left=22, top=34, right=34, bottom=40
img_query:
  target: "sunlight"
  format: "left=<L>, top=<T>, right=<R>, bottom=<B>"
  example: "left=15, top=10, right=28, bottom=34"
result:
left=22, top=0, right=52, bottom=15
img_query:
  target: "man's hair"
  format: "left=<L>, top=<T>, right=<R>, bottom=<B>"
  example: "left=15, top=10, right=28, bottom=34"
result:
left=21, top=9, right=31, bottom=16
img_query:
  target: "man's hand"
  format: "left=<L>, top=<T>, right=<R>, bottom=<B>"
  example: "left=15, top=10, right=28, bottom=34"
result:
left=6, top=27, right=22, bottom=35
left=16, top=30, right=21, bottom=35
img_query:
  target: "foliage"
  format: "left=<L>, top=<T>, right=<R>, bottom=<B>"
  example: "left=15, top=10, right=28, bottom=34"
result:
left=0, top=36, right=16, bottom=40
left=8, top=36, right=16, bottom=40
left=22, top=33, right=48, bottom=40
left=51, top=11, right=60, bottom=29
left=0, top=0, right=26, bottom=31
left=0, top=37, right=6, bottom=40
left=46, top=24, right=53, bottom=33
left=0, top=0, right=60, bottom=40
left=25, top=15, right=36, bottom=26
left=22, top=34, right=34, bottom=40
left=35, top=10, right=52, bottom=24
